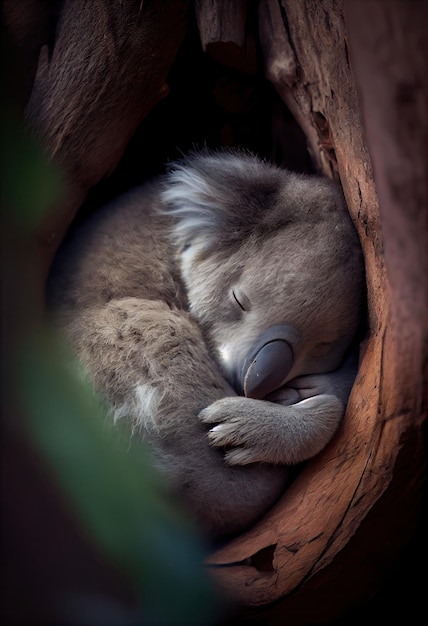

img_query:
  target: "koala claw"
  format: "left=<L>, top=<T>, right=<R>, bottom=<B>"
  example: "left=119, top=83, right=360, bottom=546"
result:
left=201, top=400, right=258, bottom=452
left=207, top=423, right=263, bottom=466
left=201, top=394, right=345, bottom=466
left=224, top=448, right=260, bottom=466
left=207, top=420, right=242, bottom=447
left=199, top=401, right=229, bottom=425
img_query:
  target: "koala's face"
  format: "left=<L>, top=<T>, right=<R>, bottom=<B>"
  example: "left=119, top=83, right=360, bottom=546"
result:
left=163, top=151, right=365, bottom=399
left=180, top=223, right=363, bottom=398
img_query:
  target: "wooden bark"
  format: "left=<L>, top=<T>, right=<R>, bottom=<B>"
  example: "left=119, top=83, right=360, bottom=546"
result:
left=195, top=0, right=247, bottom=48
left=203, top=0, right=427, bottom=618
left=2, top=5, right=189, bottom=620
left=10, top=0, right=189, bottom=313
left=195, top=0, right=257, bottom=73
left=4, top=0, right=426, bottom=622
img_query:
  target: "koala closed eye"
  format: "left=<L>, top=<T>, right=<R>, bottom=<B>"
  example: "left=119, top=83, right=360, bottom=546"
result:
left=232, top=289, right=248, bottom=312
left=49, top=148, right=365, bottom=539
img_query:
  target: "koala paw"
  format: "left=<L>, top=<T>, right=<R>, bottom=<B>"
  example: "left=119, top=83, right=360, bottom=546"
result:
left=199, top=394, right=343, bottom=466
left=199, top=397, right=269, bottom=465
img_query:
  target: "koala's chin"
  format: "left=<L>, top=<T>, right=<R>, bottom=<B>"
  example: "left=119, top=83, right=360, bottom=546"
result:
left=48, top=149, right=365, bottom=539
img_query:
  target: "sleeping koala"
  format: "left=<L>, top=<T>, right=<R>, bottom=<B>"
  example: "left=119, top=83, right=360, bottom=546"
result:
left=48, top=150, right=365, bottom=539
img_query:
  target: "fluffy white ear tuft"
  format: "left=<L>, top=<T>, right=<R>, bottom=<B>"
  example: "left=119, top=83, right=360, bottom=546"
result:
left=161, top=166, right=223, bottom=248
left=160, top=149, right=285, bottom=250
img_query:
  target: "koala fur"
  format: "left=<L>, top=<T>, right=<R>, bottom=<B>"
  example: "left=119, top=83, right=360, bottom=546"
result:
left=48, top=150, right=365, bottom=540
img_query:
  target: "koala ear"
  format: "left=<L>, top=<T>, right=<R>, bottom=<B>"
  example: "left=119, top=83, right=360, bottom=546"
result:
left=160, top=150, right=284, bottom=251
left=161, top=157, right=227, bottom=249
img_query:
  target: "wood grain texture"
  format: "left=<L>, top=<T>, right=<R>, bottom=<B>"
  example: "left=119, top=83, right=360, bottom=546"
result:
left=195, top=0, right=247, bottom=48
left=204, top=0, right=427, bottom=615
left=9, top=0, right=426, bottom=619
left=195, top=0, right=257, bottom=74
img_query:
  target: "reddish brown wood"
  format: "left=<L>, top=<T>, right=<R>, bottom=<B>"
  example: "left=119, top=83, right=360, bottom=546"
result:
left=204, top=0, right=427, bottom=618
left=195, top=0, right=257, bottom=73
left=5, top=0, right=426, bottom=621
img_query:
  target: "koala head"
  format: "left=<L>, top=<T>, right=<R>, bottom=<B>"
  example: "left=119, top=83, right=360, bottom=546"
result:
left=162, top=150, right=365, bottom=399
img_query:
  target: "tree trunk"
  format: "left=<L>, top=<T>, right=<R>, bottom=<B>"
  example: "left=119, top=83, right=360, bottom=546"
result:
left=3, top=0, right=426, bottom=623
left=203, top=0, right=427, bottom=621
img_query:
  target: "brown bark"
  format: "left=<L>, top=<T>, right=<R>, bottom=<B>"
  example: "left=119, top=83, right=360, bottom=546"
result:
left=195, top=0, right=247, bottom=48
left=17, top=0, right=190, bottom=312
left=203, top=0, right=427, bottom=618
left=195, top=0, right=257, bottom=73
left=4, top=0, right=426, bottom=622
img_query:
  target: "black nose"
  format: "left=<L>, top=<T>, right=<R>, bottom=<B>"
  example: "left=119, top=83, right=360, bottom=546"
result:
left=242, top=326, right=294, bottom=399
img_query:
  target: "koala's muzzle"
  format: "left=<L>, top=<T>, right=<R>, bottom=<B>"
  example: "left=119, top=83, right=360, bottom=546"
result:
left=242, top=326, right=294, bottom=400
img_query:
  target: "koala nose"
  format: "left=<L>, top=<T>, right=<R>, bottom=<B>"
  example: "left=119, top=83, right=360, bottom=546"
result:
left=242, top=326, right=294, bottom=400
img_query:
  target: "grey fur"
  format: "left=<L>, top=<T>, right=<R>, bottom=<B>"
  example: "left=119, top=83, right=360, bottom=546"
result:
left=48, top=150, right=365, bottom=539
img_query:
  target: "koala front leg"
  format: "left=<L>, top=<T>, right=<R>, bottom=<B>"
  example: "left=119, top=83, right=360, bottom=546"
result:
left=200, top=394, right=343, bottom=466
left=60, top=297, right=235, bottom=435
left=58, top=296, right=290, bottom=537
left=200, top=353, right=358, bottom=466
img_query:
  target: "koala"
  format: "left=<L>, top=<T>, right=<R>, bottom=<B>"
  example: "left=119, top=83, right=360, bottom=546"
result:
left=48, top=150, right=365, bottom=540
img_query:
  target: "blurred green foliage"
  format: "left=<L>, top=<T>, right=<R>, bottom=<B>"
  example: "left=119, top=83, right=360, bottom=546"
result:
left=2, top=105, right=223, bottom=624
left=2, top=109, right=63, bottom=231
left=19, top=329, right=221, bottom=625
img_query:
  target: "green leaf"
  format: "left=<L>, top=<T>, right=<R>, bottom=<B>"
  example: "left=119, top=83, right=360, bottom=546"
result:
left=18, top=328, right=221, bottom=625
